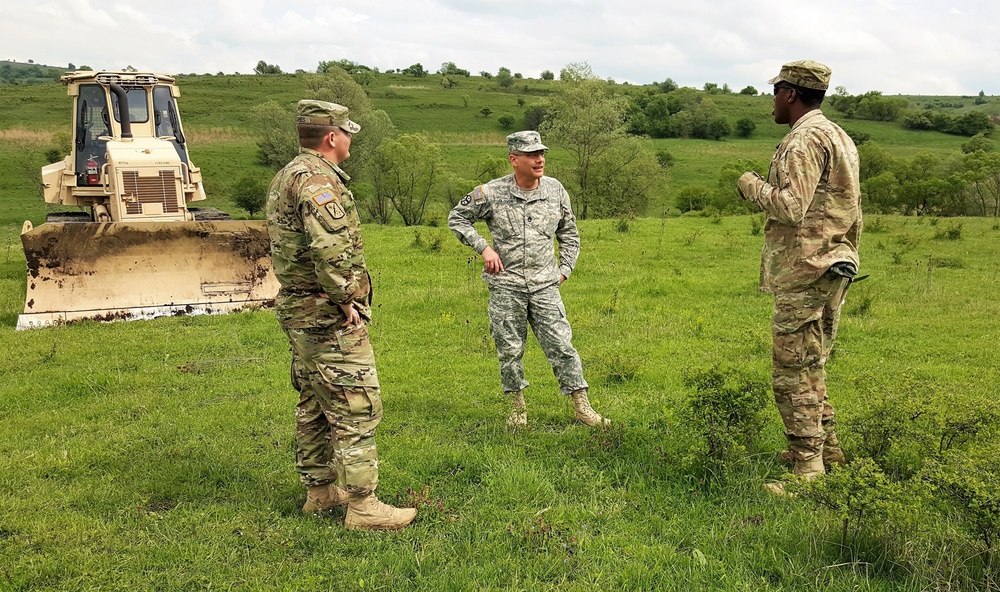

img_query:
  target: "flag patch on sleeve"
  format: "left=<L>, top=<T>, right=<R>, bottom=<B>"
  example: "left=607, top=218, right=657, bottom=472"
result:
left=312, top=191, right=336, bottom=206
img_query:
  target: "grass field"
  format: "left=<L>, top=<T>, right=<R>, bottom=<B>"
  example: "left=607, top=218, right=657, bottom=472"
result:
left=1, top=72, right=999, bottom=590
left=2, top=214, right=999, bottom=590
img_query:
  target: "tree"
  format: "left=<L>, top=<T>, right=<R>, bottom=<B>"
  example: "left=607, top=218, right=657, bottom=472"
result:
left=402, top=63, right=427, bottom=77
left=541, top=68, right=663, bottom=218
left=739, top=85, right=758, bottom=96
left=559, top=62, right=595, bottom=83
left=857, top=141, right=894, bottom=182
left=438, top=62, right=469, bottom=77
left=479, top=71, right=493, bottom=80
left=498, top=115, right=516, bottom=129
left=475, top=156, right=509, bottom=183
left=658, top=78, right=678, bottom=93
left=369, top=135, right=441, bottom=226
left=586, top=136, right=664, bottom=217
left=250, top=69, right=395, bottom=181
left=523, top=105, right=546, bottom=130
left=479, top=107, right=492, bottom=118
left=703, top=82, right=719, bottom=94
left=496, top=67, right=514, bottom=90
left=540, top=70, right=555, bottom=80
left=231, top=174, right=268, bottom=218
left=68, top=62, right=75, bottom=70
left=862, top=171, right=899, bottom=213
left=254, top=60, right=282, bottom=75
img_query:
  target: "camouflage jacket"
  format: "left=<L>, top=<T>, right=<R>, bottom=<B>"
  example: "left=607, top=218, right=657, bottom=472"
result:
left=266, top=148, right=371, bottom=329
left=744, top=110, right=862, bottom=293
left=447, top=174, right=580, bottom=293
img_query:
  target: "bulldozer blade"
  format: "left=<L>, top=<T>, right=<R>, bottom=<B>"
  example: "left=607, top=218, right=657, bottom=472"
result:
left=18, top=220, right=279, bottom=330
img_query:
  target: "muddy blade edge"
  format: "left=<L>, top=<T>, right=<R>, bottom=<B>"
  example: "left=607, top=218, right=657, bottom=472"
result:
left=18, top=221, right=278, bottom=330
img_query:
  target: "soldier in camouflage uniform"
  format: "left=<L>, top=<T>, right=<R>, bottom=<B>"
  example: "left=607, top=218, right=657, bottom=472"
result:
left=738, top=61, right=862, bottom=487
left=448, top=130, right=608, bottom=428
left=266, top=100, right=416, bottom=530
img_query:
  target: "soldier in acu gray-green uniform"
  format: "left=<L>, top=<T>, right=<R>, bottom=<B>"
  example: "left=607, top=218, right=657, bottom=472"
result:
left=738, top=61, right=862, bottom=491
left=266, top=99, right=416, bottom=530
left=448, top=130, right=608, bottom=429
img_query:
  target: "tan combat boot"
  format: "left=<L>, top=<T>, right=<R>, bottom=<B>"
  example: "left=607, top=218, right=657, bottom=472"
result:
left=571, top=389, right=609, bottom=427
left=765, top=454, right=825, bottom=497
left=303, top=483, right=351, bottom=514
left=344, top=494, right=417, bottom=531
left=506, top=390, right=527, bottom=428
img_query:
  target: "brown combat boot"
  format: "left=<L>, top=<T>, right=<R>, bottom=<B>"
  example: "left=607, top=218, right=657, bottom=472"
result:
left=344, top=494, right=417, bottom=531
left=823, top=446, right=847, bottom=466
left=303, top=483, right=351, bottom=514
left=506, top=390, right=527, bottom=428
left=571, top=389, right=609, bottom=427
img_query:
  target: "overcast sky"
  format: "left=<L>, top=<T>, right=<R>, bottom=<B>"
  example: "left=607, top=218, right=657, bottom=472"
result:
left=2, top=0, right=998, bottom=96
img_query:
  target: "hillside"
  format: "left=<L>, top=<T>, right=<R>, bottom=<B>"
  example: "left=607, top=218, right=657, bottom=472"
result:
left=0, top=71, right=990, bottom=227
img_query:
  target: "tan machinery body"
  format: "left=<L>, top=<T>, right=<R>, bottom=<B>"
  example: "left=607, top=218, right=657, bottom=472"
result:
left=18, top=71, right=277, bottom=330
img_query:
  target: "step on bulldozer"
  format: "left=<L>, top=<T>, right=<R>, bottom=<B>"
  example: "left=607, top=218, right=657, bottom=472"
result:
left=18, top=71, right=278, bottom=330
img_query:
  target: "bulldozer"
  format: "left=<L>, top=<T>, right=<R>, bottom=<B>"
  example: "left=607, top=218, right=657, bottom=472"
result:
left=17, top=71, right=278, bottom=330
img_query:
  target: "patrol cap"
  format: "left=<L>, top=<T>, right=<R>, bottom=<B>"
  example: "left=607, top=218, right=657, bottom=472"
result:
left=297, top=99, right=361, bottom=134
left=767, top=60, right=831, bottom=91
left=507, top=130, right=548, bottom=154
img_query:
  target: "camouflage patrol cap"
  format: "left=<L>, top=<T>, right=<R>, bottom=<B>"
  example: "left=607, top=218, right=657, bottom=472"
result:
left=507, top=130, right=548, bottom=153
left=297, top=99, right=361, bottom=134
left=768, top=60, right=831, bottom=91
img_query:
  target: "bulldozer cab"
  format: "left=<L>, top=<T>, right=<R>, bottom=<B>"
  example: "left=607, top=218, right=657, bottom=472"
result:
left=72, top=74, right=192, bottom=185
left=46, top=72, right=206, bottom=222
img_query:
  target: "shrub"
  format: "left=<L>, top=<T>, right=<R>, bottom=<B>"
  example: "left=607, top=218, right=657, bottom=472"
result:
left=734, top=118, right=756, bottom=138
left=679, top=366, right=770, bottom=473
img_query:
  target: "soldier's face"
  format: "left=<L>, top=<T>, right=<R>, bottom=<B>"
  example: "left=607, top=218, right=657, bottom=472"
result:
left=330, top=128, right=352, bottom=164
left=772, top=85, right=794, bottom=125
left=510, top=151, right=545, bottom=181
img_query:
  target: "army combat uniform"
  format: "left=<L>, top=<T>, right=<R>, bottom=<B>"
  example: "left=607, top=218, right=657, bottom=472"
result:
left=266, top=146, right=382, bottom=496
left=740, top=74, right=862, bottom=468
left=448, top=173, right=588, bottom=397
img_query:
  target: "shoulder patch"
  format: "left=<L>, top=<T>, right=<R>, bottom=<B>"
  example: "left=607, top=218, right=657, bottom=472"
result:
left=460, top=194, right=471, bottom=206
left=312, top=190, right=336, bottom=207
left=472, top=185, right=487, bottom=205
left=326, top=201, right=346, bottom=219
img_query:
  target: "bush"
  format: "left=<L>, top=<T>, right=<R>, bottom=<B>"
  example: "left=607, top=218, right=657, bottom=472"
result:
left=793, top=458, right=905, bottom=547
left=679, top=366, right=770, bottom=474
left=734, top=118, right=756, bottom=138
left=676, top=185, right=710, bottom=213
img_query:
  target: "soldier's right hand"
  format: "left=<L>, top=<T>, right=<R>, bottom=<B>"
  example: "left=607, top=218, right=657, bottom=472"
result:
left=482, top=246, right=505, bottom=275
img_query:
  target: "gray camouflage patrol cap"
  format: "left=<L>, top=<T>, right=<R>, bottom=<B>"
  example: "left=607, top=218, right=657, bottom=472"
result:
left=297, top=99, right=361, bottom=134
left=768, top=60, right=831, bottom=91
left=507, top=130, right=548, bottom=153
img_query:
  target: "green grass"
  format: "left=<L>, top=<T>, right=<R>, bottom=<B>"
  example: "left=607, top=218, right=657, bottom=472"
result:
left=2, top=73, right=1000, bottom=590
left=2, top=216, right=999, bottom=590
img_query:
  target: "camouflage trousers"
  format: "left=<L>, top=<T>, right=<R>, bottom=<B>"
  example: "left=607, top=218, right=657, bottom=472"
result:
left=488, top=285, right=588, bottom=395
left=771, top=272, right=851, bottom=461
left=283, top=321, right=382, bottom=496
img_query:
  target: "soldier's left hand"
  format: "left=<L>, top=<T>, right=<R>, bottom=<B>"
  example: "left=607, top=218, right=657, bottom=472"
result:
left=339, top=302, right=362, bottom=327
left=738, top=171, right=763, bottom=201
